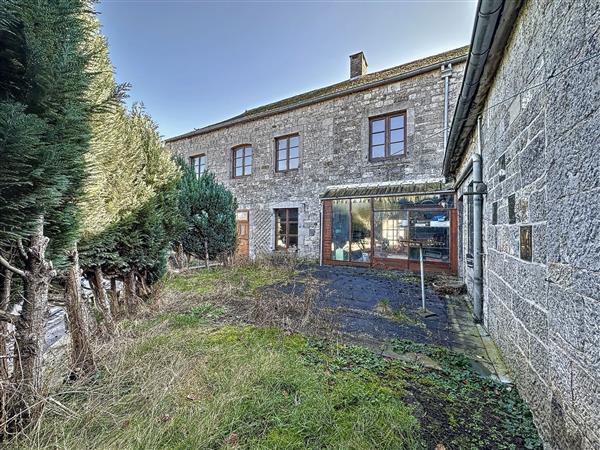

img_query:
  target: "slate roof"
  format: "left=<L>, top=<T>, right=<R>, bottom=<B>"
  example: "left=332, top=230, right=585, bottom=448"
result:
left=320, top=180, right=454, bottom=199
left=166, top=46, right=469, bottom=143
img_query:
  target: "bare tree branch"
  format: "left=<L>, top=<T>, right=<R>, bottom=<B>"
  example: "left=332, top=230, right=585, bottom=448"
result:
left=16, top=239, right=28, bottom=260
left=0, top=308, right=19, bottom=323
left=0, top=254, right=26, bottom=278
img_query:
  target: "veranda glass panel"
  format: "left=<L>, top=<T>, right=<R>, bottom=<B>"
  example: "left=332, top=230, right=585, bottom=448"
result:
left=350, top=198, right=371, bottom=262
left=374, top=210, right=409, bottom=259
left=373, top=194, right=454, bottom=210
left=409, top=210, right=450, bottom=262
left=331, top=200, right=349, bottom=261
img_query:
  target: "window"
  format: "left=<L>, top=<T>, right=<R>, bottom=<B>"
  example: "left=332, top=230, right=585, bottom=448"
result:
left=275, top=135, right=299, bottom=172
left=190, top=154, right=206, bottom=177
left=520, top=225, right=532, bottom=262
left=498, top=154, right=506, bottom=182
left=330, top=199, right=372, bottom=263
left=373, top=198, right=449, bottom=262
left=275, top=208, right=298, bottom=250
left=508, top=194, right=516, bottom=224
left=232, top=145, right=252, bottom=177
left=369, top=112, right=406, bottom=159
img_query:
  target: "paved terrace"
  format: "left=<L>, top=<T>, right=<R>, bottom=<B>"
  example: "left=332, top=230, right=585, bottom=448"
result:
left=297, top=265, right=510, bottom=382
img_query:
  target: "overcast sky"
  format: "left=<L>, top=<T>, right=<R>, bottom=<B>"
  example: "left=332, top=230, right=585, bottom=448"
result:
left=97, top=0, right=477, bottom=139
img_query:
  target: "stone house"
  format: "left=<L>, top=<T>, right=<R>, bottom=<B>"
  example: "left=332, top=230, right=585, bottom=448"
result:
left=443, top=0, right=599, bottom=447
left=166, top=47, right=468, bottom=273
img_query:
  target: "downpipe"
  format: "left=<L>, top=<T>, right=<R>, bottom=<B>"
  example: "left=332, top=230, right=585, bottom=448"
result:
left=441, top=64, right=453, bottom=150
left=473, top=116, right=484, bottom=323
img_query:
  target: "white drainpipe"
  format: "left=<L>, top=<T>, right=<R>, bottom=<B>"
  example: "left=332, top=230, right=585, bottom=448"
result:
left=441, top=63, right=453, bottom=150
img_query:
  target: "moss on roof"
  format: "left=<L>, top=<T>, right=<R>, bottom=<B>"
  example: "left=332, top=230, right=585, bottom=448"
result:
left=167, top=45, right=469, bottom=142
left=321, top=181, right=454, bottom=199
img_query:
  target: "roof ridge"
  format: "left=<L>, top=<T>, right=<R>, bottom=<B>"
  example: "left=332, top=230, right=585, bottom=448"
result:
left=166, top=45, right=469, bottom=143
left=241, top=45, right=469, bottom=118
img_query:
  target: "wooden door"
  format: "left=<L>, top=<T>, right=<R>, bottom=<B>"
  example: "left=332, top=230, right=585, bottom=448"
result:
left=235, top=210, right=249, bottom=258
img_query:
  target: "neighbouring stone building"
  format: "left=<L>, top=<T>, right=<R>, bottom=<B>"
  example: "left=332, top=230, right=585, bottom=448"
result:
left=166, top=47, right=467, bottom=273
left=444, top=0, right=599, bottom=448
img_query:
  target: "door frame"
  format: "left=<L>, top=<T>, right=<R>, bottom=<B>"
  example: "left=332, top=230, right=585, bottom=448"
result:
left=235, top=209, right=250, bottom=258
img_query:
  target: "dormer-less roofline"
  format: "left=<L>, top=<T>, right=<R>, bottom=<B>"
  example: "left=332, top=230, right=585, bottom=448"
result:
left=165, top=46, right=468, bottom=143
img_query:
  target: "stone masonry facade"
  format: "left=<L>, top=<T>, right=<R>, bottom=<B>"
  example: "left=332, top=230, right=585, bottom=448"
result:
left=453, top=1, right=599, bottom=447
left=166, top=50, right=466, bottom=260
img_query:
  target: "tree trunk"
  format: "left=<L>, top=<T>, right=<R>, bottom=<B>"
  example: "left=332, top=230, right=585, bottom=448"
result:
left=204, top=240, right=209, bottom=269
left=109, top=277, right=119, bottom=317
left=64, top=248, right=95, bottom=376
left=175, top=243, right=185, bottom=269
left=0, top=268, right=12, bottom=379
left=90, top=267, right=115, bottom=336
left=8, top=221, right=54, bottom=433
left=137, top=271, right=150, bottom=299
left=123, top=271, right=139, bottom=316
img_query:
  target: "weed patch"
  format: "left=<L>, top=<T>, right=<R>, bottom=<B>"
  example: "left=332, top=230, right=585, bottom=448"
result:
left=390, top=340, right=542, bottom=449
left=164, top=264, right=295, bottom=297
left=165, top=303, right=224, bottom=328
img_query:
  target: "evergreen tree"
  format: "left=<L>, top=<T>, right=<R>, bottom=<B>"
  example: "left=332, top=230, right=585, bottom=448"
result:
left=78, top=102, right=183, bottom=316
left=0, top=0, right=95, bottom=432
left=176, top=159, right=238, bottom=264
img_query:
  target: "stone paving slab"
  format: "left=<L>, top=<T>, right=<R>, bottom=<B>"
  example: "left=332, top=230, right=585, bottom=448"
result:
left=301, top=265, right=511, bottom=382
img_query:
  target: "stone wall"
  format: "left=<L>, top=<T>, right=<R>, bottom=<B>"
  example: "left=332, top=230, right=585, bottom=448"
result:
left=167, top=60, right=465, bottom=259
left=454, top=0, right=599, bottom=447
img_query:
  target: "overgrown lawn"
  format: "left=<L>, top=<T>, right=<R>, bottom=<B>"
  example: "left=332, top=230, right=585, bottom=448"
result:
left=13, top=265, right=541, bottom=449
left=17, top=322, right=420, bottom=449
left=164, top=264, right=295, bottom=296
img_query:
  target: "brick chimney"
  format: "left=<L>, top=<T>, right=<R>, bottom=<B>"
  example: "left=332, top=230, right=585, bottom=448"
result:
left=349, top=52, right=368, bottom=78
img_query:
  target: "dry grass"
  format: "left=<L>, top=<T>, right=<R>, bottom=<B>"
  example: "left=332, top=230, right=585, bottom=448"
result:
left=7, top=260, right=541, bottom=450
left=159, top=257, right=336, bottom=339
left=11, top=321, right=421, bottom=449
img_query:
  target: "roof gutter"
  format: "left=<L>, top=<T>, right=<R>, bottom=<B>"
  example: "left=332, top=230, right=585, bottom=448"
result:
left=166, top=54, right=468, bottom=143
left=320, top=189, right=455, bottom=201
left=442, top=0, right=523, bottom=178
